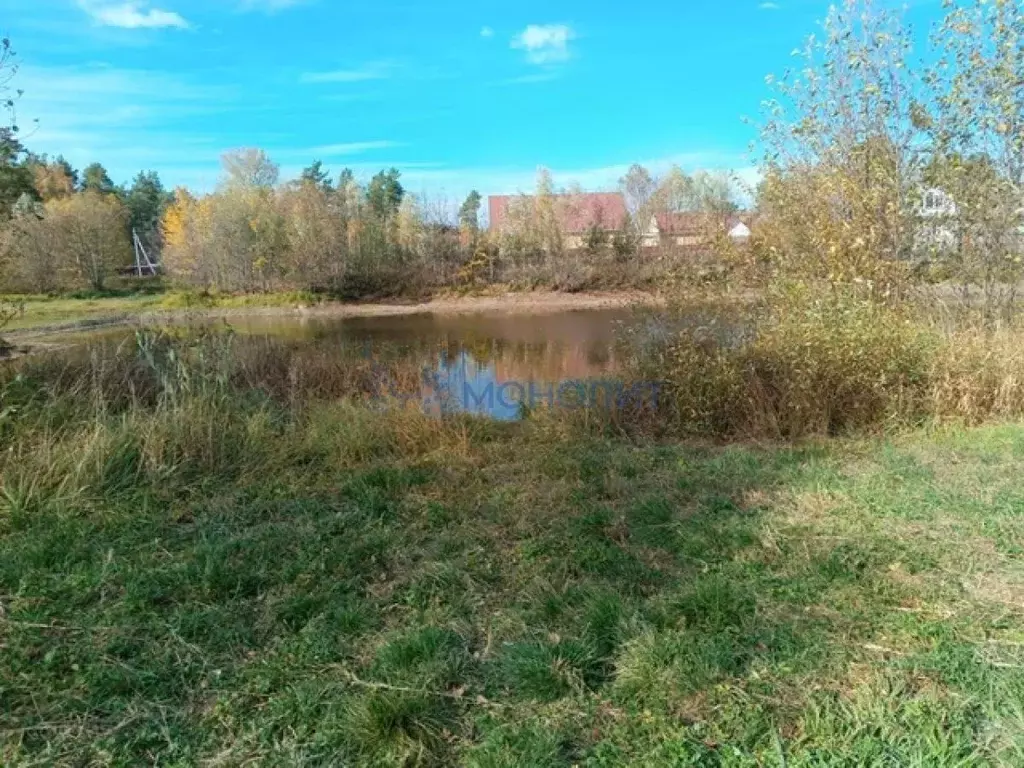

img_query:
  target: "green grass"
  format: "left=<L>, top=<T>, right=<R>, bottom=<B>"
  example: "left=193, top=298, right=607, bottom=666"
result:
left=0, top=283, right=528, bottom=335
left=1, top=374, right=1023, bottom=765
left=2, top=291, right=168, bottom=332
left=0, top=287, right=334, bottom=333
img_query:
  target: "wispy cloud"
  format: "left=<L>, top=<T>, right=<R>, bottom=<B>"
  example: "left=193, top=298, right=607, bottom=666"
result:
left=77, top=1, right=189, bottom=29
left=480, top=26, right=494, bottom=38
left=305, top=140, right=402, bottom=157
left=495, top=72, right=560, bottom=86
left=16, top=64, right=229, bottom=184
left=511, top=24, right=575, bottom=65
left=385, top=151, right=756, bottom=207
left=237, top=0, right=310, bottom=12
left=20, top=64, right=222, bottom=104
left=758, top=2, right=780, bottom=9
left=300, top=62, right=395, bottom=84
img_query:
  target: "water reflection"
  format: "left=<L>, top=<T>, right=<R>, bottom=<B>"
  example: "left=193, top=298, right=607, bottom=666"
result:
left=423, top=348, right=647, bottom=420
left=55, top=308, right=637, bottom=420
left=37, top=305, right=746, bottom=420
left=433, top=349, right=518, bottom=420
left=337, top=310, right=629, bottom=420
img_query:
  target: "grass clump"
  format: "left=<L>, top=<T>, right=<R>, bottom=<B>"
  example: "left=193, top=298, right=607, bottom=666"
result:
left=648, top=291, right=931, bottom=439
left=638, top=288, right=1024, bottom=440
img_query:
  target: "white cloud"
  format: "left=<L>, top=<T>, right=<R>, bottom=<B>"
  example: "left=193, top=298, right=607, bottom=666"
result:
left=78, top=1, right=189, bottom=29
left=237, top=0, right=309, bottom=12
left=758, top=2, right=780, bottom=9
left=480, top=26, right=494, bottom=38
left=305, top=140, right=402, bottom=157
left=511, top=24, right=575, bottom=65
left=300, top=62, right=394, bottom=84
left=494, top=72, right=560, bottom=86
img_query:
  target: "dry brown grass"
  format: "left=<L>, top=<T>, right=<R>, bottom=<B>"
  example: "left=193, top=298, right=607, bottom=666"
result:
left=638, top=294, right=1024, bottom=440
left=928, top=325, right=1024, bottom=423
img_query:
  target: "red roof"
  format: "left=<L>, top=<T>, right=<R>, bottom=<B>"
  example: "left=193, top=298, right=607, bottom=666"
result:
left=488, top=193, right=628, bottom=234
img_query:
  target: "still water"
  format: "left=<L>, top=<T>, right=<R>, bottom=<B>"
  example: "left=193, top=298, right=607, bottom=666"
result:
left=58, top=308, right=650, bottom=420
left=247, top=309, right=638, bottom=420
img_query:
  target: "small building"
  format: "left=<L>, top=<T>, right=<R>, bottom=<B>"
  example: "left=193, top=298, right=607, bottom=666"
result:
left=914, top=186, right=1024, bottom=257
left=916, top=187, right=959, bottom=253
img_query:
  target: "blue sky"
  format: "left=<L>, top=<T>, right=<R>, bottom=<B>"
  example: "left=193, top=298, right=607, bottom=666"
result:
left=6, top=0, right=945, bottom=199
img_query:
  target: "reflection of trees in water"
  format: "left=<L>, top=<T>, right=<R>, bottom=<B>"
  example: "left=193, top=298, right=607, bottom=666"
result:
left=463, top=335, right=503, bottom=367
left=487, top=340, right=620, bottom=382
left=254, top=327, right=620, bottom=384
left=586, top=341, right=611, bottom=367
left=382, top=332, right=620, bottom=383
left=90, top=310, right=637, bottom=390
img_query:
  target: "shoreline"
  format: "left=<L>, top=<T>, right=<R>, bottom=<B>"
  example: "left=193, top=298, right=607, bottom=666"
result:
left=4, top=290, right=664, bottom=341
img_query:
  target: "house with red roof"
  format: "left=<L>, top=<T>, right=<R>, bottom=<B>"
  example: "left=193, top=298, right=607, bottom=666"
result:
left=488, top=191, right=755, bottom=252
left=488, top=193, right=628, bottom=249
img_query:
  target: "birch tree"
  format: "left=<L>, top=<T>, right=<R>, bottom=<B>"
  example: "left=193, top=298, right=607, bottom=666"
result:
left=924, top=0, right=1024, bottom=315
left=756, top=0, right=924, bottom=289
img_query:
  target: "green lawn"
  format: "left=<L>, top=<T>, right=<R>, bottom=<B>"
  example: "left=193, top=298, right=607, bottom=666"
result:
left=1, top=392, right=1022, bottom=765
left=1, top=292, right=168, bottom=332
left=0, top=288, right=333, bottom=333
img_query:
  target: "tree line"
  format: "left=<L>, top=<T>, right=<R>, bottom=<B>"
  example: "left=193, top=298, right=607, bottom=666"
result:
left=0, top=0, right=1022, bottom=304
left=160, top=150, right=472, bottom=297
left=157, top=153, right=737, bottom=297
left=0, top=125, right=741, bottom=297
left=0, top=131, right=172, bottom=292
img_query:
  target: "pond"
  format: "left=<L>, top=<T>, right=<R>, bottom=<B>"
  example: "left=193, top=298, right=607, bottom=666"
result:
left=253, top=308, right=646, bottom=420
left=42, top=307, right=660, bottom=420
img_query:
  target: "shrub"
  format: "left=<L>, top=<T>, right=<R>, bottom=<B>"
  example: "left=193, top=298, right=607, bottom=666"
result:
left=649, top=290, right=935, bottom=439
left=742, top=295, right=932, bottom=437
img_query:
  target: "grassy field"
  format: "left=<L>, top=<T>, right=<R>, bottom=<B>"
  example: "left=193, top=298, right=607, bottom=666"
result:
left=0, top=288, right=328, bottom=333
left=1, top=375, right=1023, bottom=764
left=2, top=292, right=168, bottom=332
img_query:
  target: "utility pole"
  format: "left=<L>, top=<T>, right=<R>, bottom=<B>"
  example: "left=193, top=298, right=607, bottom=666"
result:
left=132, top=229, right=158, bottom=277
